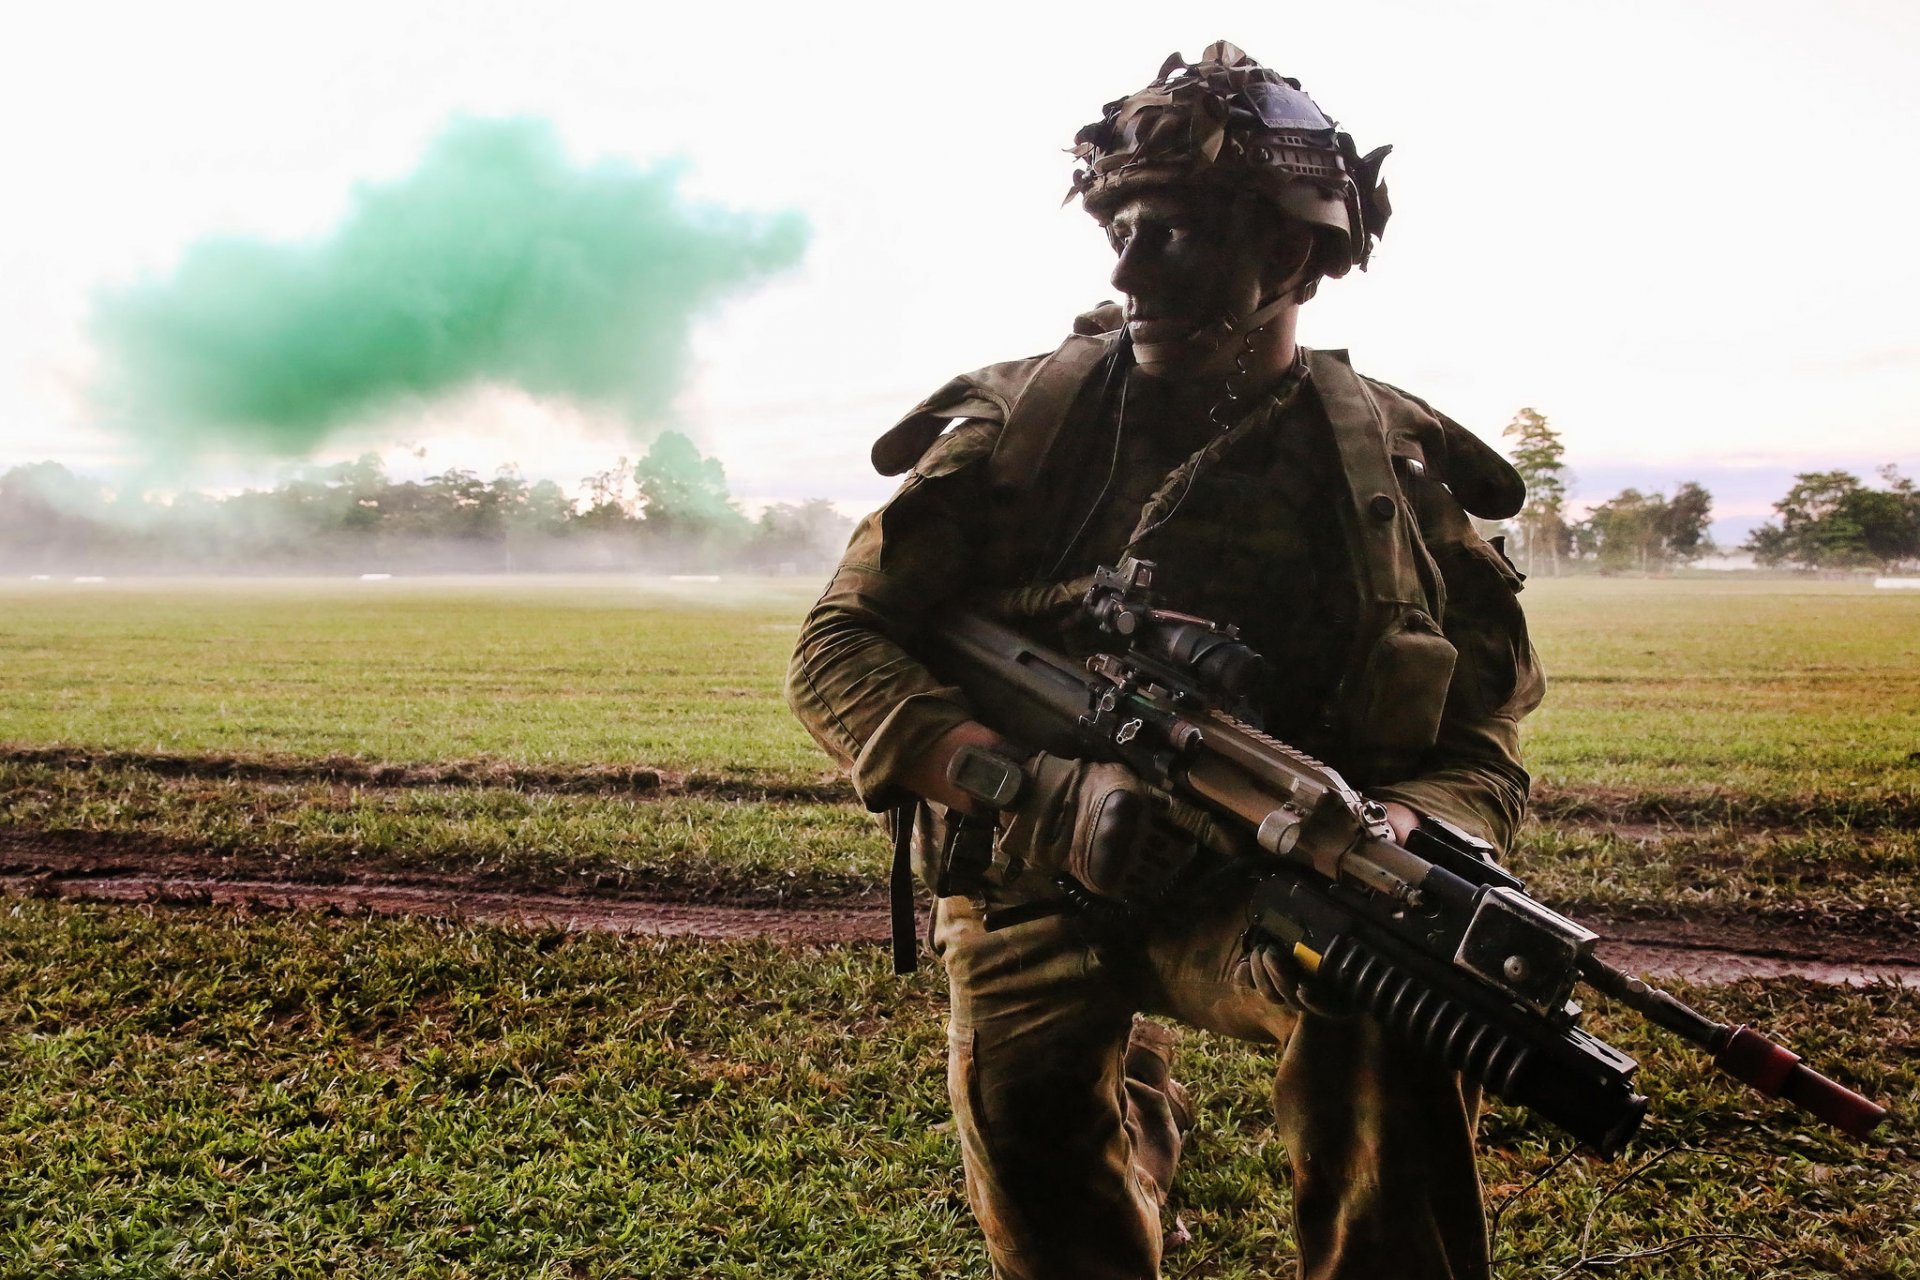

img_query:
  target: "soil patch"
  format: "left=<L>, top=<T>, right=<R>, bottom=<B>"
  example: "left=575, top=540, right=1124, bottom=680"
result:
left=1531, top=785, right=1920, bottom=832
left=0, top=829, right=880, bottom=909
left=12, top=746, right=1916, bottom=833
left=5, top=830, right=1917, bottom=987
left=1, top=872, right=889, bottom=945
left=0, top=744, right=853, bottom=803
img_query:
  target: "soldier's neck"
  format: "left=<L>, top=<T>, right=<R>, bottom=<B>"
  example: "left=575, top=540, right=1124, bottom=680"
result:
left=1234, top=303, right=1300, bottom=394
left=1138, top=308, right=1301, bottom=425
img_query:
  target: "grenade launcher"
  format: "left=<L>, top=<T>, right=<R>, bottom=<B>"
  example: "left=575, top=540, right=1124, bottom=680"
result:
left=922, top=557, right=1886, bottom=1157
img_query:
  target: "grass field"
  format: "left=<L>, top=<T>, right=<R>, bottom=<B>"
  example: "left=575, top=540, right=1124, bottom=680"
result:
left=2, top=574, right=1916, bottom=1276
left=0, top=577, right=828, bottom=778
left=3, top=575, right=1917, bottom=798
left=2, top=902, right=1913, bottom=1279
left=3, top=575, right=1915, bottom=919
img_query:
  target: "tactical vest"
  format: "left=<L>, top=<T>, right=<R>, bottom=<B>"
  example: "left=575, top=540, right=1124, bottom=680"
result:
left=872, top=320, right=1526, bottom=767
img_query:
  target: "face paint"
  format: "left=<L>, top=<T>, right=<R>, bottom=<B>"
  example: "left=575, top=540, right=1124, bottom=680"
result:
left=1101, top=189, right=1306, bottom=380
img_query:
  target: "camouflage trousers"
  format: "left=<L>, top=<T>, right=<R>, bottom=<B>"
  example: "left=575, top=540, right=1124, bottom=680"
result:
left=934, top=884, right=1489, bottom=1280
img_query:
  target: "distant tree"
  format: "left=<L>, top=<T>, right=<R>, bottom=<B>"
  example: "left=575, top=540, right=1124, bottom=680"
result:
left=1854, top=466, right=1920, bottom=568
left=1748, top=471, right=1861, bottom=568
left=0, top=461, right=100, bottom=519
left=513, top=478, right=574, bottom=536
left=0, top=462, right=108, bottom=563
left=1575, top=481, right=1715, bottom=573
left=1581, top=488, right=1662, bottom=572
left=752, top=499, right=852, bottom=567
left=0, top=449, right=867, bottom=575
left=1502, top=407, right=1570, bottom=577
left=633, top=432, right=748, bottom=545
left=1657, top=481, right=1715, bottom=564
left=1744, top=468, right=1919, bottom=570
left=576, top=457, right=637, bottom=531
left=427, top=468, right=495, bottom=539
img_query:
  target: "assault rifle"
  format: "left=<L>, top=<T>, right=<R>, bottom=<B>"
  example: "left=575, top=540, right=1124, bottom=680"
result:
left=922, top=557, right=1886, bottom=1157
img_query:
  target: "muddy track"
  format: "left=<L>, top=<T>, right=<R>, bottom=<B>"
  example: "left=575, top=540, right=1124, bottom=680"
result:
left=6, top=835, right=1917, bottom=987
left=0, top=829, right=878, bottom=908
left=1527, top=786, right=1920, bottom=832
left=8, top=745, right=1916, bottom=831
left=0, top=745, right=852, bottom=804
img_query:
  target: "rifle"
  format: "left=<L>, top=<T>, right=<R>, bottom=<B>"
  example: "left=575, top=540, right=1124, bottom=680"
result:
left=921, top=557, right=1886, bottom=1157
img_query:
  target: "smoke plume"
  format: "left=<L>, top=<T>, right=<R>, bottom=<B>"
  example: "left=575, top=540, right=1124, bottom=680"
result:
left=87, top=117, right=808, bottom=457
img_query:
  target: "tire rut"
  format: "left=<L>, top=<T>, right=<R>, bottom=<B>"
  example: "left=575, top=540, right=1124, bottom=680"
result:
left=5, top=850, right=1917, bottom=987
left=10, top=746, right=1916, bottom=831
left=0, top=744, right=852, bottom=803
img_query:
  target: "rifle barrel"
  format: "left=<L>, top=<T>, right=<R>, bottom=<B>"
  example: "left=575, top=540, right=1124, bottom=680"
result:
left=1579, top=954, right=1887, bottom=1138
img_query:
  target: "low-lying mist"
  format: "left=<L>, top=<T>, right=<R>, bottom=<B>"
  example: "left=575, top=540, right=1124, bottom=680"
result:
left=0, top=435, right=854, bottom=578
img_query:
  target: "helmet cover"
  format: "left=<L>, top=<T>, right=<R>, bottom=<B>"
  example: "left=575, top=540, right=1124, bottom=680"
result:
left=1068, top=41, right=1393, bottom=276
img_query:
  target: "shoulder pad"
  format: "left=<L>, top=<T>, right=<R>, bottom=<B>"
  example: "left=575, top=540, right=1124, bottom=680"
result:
left=870, top=353, right=1050, bottom=476
left=1073, top=299, right=1125, bottom=335
left=913, top=419, right=1000, bottom=479
left=1360, top=374, right=1526, bottom=521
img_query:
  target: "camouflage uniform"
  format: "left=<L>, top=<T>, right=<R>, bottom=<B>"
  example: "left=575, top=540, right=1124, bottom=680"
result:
left=788, top=326, right=1544, bottom=1278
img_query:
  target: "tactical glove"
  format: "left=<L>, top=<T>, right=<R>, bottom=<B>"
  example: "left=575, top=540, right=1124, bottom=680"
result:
left=995, top=753, right=1201, bottom=904
left=1238, top=940, right=1354, bottom=1019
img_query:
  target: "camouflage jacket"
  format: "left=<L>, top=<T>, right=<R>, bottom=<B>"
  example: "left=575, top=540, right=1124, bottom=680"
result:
left=787, top=329, right=1545, bottom=856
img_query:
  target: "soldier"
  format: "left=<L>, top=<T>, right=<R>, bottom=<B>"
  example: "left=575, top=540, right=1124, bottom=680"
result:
left=788, top=41, right=1543, bottom=1280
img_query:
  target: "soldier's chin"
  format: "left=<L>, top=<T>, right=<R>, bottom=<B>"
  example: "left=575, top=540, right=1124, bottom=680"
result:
left=1130, top=328, right=1217, bottom=380
left=1121, top=322, right=1198, bottom=378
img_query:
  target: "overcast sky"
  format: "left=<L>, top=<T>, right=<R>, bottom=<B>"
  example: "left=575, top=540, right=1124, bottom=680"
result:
left=3, top=0, right=1916, bottom=539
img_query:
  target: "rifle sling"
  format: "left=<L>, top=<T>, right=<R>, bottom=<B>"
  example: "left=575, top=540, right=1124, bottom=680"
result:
left=889, top=803, right=917, bottom=974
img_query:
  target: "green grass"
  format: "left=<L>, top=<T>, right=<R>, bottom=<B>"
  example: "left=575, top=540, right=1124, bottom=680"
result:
left=4, top=575, right=1918, bottom=1274
left=0, top=576, right=829, bottom=781
left=1515, top=822, right=1920, bottom=931
left=1, top=899, right=1913, bottom=1279
left=1519, top=577, right=1920, bottom=801
left=2, top=576, right=1917, bottom=804
left=4, top=574, right=1916, bottom=920
left=0, top=759, right=886, bottom=902
left=11, top=758, right=1920, bottom=927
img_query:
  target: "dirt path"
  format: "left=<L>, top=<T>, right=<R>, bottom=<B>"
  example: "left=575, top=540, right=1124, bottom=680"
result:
left=6, top=849, right=1917, bottom=987
left=10, top=745, right=1916, bottom=830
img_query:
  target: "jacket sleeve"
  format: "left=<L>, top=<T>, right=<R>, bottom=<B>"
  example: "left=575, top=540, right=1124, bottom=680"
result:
left=785, top=423, right=996, bottom=811
left=1369, top=497, right=1546, bottom=855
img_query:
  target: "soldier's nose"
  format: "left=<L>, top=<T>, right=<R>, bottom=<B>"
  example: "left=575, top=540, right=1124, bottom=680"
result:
left=1110, top=238, right=1155, bottom=297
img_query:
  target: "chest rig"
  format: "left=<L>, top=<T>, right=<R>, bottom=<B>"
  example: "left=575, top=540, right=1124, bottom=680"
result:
left=874, top=323, right=1525, bottom=769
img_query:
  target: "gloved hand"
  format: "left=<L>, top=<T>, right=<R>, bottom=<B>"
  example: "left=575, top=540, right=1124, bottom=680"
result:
left=1237, top=939, right=1355, bottom=1019
left=994, top=753, right=1201, bottom=903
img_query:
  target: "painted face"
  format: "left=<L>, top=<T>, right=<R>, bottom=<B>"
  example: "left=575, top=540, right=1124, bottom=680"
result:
left=1101, top=188, right=1282, bottom=380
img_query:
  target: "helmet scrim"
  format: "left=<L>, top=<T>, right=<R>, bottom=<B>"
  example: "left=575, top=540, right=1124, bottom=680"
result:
left=1068, top=41, right=1392, bottom=278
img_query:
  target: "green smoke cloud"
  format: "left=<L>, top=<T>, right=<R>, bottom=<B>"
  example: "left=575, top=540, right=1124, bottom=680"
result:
left=88, top=116, right=808, bottom=456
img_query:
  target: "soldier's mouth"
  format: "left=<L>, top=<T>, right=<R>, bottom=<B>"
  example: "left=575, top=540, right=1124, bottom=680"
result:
left=1127, top=314, right=1200, bottom=344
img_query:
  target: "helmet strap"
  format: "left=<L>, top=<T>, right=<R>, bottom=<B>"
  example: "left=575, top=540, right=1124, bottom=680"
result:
left=1209, top=297, right=1292, bottom=429
left=1130, top=291, right=1295, bottom=375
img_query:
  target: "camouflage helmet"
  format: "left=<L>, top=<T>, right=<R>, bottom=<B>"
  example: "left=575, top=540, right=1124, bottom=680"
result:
left=1068, top=41, right=1392, bottom=279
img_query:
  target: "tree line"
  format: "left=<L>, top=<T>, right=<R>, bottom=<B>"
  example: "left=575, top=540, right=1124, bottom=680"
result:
left=8, top=412, right=1914, bottom=576
left=1497, top=408, right=1918, bottom=575
left=0, top=431, right=852, bottom=574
